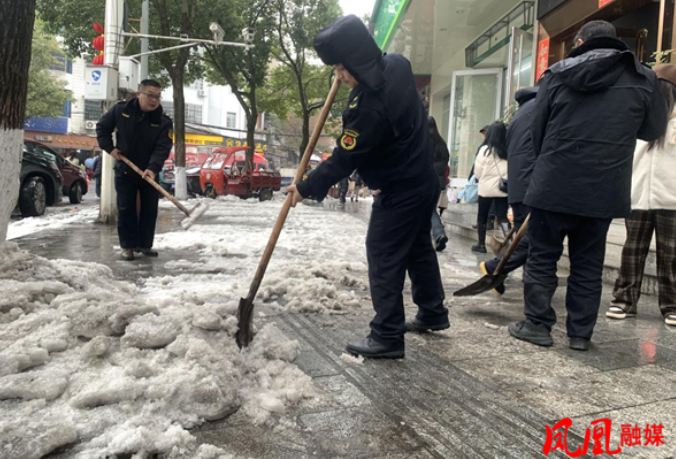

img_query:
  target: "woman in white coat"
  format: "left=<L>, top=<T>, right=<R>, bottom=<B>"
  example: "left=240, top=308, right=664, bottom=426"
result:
left=607, top=64, right=676, bottom=326
left=471, top=121, right=509, bottom=253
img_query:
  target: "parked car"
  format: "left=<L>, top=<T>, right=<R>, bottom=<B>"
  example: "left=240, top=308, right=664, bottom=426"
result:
left=24, top=139, right=89, bottom=204
left=159, top=162, right=203, bottom=197
left=18, top=142, right=64, bottom=217
left=199, top=147, right=280, bottom=200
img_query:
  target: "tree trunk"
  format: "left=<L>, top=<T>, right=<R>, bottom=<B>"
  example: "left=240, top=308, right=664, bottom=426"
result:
left=246, top=107, right=257, bottom=173
left=0, top=0, right=36, bottom=242
left=171, top=71, right=188, bottom=200
left=299, top=108, right=310, bottom=159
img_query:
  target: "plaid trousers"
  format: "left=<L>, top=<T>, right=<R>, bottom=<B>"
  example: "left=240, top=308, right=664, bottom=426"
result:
left=612, top=210, right=676, bottom=315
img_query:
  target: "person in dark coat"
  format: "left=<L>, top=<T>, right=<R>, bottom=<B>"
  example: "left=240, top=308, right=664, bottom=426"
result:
left=338, top=176, right=349, bottom=203
left=286, top=15, right=448, bottom=359
left=509, top=21, right=668, bottom=351
left=429, top=116, right=450, bottom=252
left=93, top=152, right=103, bottom=198
left=351, top=171, right=364, bottom=201
left=96, top=79, right=173, bottom=261
left=481, top=86, right=539, bottom=296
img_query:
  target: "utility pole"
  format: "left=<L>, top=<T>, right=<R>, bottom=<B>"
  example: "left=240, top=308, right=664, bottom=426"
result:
left=140, top=0, right=149, bottom=80
left=97, top=0, right=123, bottom=224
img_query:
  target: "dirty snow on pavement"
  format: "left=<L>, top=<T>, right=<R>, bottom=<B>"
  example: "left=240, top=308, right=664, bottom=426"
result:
left=150, top=196, right=371, bottom=315
left=0, top=195, right=383, bottom=459
left=0, top=194, right=480, bottom=459
left=7, top=205, right=99, bottom=240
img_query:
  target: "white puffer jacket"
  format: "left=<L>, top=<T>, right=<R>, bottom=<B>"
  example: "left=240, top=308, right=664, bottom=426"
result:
left=632, top=113, right=676, bottom=210
left=474, top=145, right=508, bottom=198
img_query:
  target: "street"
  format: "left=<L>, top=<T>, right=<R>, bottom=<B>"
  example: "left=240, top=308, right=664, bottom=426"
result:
left=1, top=195, right=675, bottom=458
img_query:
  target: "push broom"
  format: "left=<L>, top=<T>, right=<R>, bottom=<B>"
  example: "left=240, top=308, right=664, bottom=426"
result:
left=236, top=78, right=342, bottom=348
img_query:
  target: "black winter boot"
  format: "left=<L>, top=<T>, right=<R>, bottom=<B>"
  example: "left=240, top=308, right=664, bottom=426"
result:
left=471, top=223, right=487, bottom=253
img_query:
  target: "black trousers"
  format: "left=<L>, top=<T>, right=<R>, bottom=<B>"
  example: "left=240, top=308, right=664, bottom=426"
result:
left=524, top=207, right=611, bottom=339
left=367, top=180, right=448, bottom=347
left=485, top=203, right=530, bottom=275
left=115, top=171, right=160, bottom=249
left=478, top=196, right=508, bottom=225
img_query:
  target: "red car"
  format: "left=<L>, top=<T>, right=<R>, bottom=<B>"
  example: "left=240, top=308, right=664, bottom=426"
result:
left=25, top=139, right=89, bottom=203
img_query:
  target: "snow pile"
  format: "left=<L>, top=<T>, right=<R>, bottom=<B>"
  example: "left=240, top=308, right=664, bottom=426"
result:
left=151, top=195, right=371, bottom=315
left=340, top=352, right=365, bottom=366
left=0, top=242, right=313, bottom=459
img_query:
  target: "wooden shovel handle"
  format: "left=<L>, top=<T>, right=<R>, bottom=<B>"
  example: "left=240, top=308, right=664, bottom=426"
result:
left=117, top=153, right=191, bottom=217
left=492, top=213, right=531, bottom=275
left=244, top=78, right=342, bottom=302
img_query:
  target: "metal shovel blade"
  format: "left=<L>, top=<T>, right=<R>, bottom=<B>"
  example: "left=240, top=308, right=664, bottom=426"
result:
left=453, top=273, right=508, bottom=297
left=453, top=214, right=531, bottom=297
left=236, top=296, right=254, bottom=348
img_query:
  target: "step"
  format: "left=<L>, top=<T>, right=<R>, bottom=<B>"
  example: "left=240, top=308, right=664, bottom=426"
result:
left=442, top=203, right=659, bottom=296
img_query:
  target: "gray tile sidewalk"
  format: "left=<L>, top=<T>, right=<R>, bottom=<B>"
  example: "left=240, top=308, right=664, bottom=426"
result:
left=18, top=200, right=676, bottom=459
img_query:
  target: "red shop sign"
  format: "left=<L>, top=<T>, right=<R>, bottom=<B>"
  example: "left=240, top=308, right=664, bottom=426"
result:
left=536, top=38, right=550, bottom=82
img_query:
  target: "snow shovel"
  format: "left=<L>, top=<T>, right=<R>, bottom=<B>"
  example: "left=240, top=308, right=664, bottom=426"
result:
left=117, top=153, right=208, bottom=230
left=490, top=224, right=516, bottom=255
left=236, top=78, right=343, bottom=348
left=453, top=213, right=531, bottom=297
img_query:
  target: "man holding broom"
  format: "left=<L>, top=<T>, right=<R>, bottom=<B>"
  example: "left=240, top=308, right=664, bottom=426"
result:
left=97, top=79, right=173, bottom=261
left=287, top=15, right=448, bottom=359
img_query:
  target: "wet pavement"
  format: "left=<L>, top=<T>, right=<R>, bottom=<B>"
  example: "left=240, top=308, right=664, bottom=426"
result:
left=15, top=198, right=676, bottom=458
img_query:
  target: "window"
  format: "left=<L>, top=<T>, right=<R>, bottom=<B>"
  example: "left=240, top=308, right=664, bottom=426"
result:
left=226, top=112, right=237, bottom=129
left=163, top=101, right=174, bottom=118
left=85, top=100, right=103, bottom=121
left=185, top=104, right=202, bottom=124
left=161, top=102, right=201, bottom=123
left=49, top=52, right=66, bottom=72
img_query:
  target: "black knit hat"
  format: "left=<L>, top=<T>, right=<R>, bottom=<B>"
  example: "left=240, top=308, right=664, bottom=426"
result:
left=313, top=15, right=385, bottom=91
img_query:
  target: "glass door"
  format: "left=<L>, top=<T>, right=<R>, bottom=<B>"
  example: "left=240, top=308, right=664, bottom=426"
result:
left=447, top=69, right=503, bottom=182
left=505, top=27, right=534, bottom=108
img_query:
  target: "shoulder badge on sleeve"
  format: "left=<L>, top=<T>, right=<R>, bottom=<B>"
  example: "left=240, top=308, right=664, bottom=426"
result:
left=340, top=129, right=359, bottom=150
left=349, top=95, right=360, bottom=109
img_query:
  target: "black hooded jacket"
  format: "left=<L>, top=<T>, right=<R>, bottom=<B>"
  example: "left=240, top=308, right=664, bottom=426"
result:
left=295, top=15, right=435, bottom=200
left=525, top=37, right=667, bottom=219
left=506, top=86, right=538, bottom=204
left=96, top=98, right=173, bottom=175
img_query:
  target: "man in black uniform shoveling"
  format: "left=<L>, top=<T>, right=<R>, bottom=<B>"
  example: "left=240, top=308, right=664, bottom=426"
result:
left=287, top=15, right=449, bottom=359
left=97, top=79, right=173, bottom=261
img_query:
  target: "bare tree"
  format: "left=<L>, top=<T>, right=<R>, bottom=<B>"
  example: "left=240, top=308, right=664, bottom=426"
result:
left=0, top=0, right=37, bottom=241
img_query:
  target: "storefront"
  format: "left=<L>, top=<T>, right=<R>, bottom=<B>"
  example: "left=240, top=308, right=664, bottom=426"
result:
left=537, top=0, right=675, bottom=75
left=372, top=0, right=537, bottom=182
left=24, top=131, right=100, bottom=162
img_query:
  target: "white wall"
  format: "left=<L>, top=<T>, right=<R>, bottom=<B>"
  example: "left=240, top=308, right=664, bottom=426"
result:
left=67, top=59, right=87, bottom=135
left=162, top=80, right=254, bottom=140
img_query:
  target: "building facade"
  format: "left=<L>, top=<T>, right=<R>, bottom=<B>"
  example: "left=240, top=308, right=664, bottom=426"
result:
left=372, top=0, right=676, bottom=184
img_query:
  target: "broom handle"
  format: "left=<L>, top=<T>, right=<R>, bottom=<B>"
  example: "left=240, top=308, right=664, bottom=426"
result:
left=493, top=213, right=531, bottom=275
left=118, top=153, right=192, bottom=217
left=242, top=78, right=342, bottom=303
